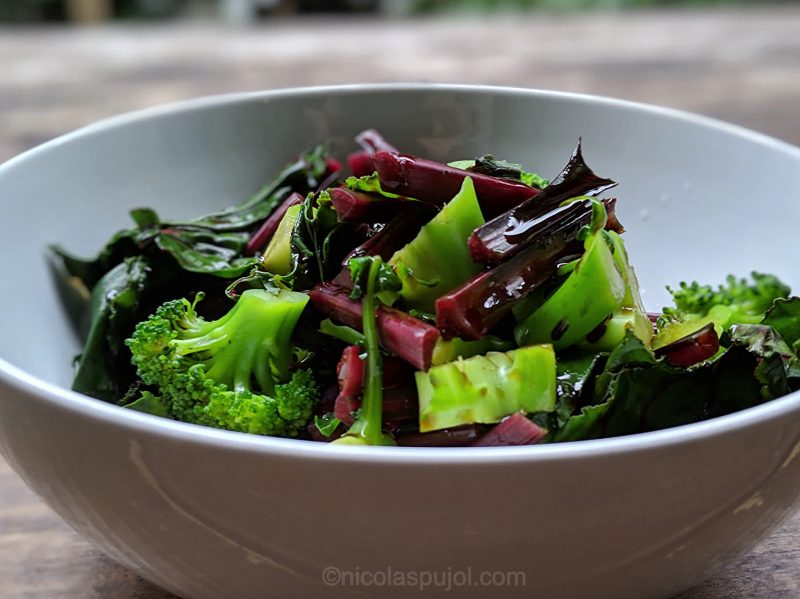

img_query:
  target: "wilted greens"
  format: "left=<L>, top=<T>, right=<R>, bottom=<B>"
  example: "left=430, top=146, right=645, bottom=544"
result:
left=51, top=130, right=800, bottom=446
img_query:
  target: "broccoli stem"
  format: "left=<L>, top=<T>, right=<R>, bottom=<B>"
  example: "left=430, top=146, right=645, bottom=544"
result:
left=361, top=258, right=385, bottom=441
left=334, top=258, right=395, bottom=446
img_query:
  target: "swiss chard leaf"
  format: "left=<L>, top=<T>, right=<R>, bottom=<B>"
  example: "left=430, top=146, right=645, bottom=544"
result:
left=449, top=156, right=549, bottom=189
left=471, top=155, right=550, bottom=190
left=71, top=257, right=150, bottom=401
left=184, top=144, right=329, bottom=231
left=531, top=353, right=605, bottom=440
left=727, top=323, right=800, bottom=398
left=762, top=297, right=800, bottom=354
left=598, top=344, right=763, bottom=438
left=552, top=401, right=612, bottom=442
left=154, top=227, right=256, bottom=278
left=123, top=390, right=171, bottom=417
left=550, top=331, right=779, bottom=442
left=556, top=353, right=607, bottom=409
left=47, top=246, right=93, bottom=335
left=289, top=192, right=362, bottom=289
left=50, top=145, right=330, bottom=290
left=347, top=256, right=402, bottom=300
left=48, top=229, right=142, bottom=291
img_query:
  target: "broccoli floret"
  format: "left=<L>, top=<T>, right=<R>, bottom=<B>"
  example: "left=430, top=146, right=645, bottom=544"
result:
left=125, top=288, right=318, bottom=437
left=662, top=273, right=789, bottom=326
left=655, top=272, right=790, bottom=349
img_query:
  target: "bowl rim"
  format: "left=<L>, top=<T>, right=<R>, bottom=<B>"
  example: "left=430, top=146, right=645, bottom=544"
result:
left=1, top=82, right=799, bottom=464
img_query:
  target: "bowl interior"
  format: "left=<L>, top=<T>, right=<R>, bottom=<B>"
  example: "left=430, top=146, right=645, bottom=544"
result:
left=1, top=85, right=799, bottom=388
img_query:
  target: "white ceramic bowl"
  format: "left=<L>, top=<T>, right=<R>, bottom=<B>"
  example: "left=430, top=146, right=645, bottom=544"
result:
left=1, top=85, right=799, bottom=599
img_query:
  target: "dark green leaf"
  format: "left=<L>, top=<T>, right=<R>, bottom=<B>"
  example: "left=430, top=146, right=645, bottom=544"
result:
left=762, top=297, right=800, bottom=354
left=72, top=257, right=150, bottom=401
left=347, top=256, right=402, bottom=300
left=727, top=323, right=800, bottom=398
left=154, top=228, right=256, bottom=278
left=46, top=246, right=92, bottom=335
left=51, top=145, right=330, bottom=294
left=470, top=155, right=549, bottom=189
left=539, top=352, right=607, bottom=442
left=124, top=390, right=171, bottom=417
left=130, top=208, right=160, bottom=229
left=557, top=353, right=606, bottom=395
left=552, top=401, right=612, bottom=442
left=314, top=413, right=342, bottom=437
left=598, top=345, right=763, bottom=438
left=549, top=331, right=773, bottom=442
left=184, top=145, right=329, bottom=231
left=602, top=330, right=656, bottom=372
left=47, top=229, right=141, bottom=291
left=289, top=192, right=361, bottom=289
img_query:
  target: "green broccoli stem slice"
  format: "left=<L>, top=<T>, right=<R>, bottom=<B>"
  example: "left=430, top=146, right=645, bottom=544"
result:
left=388, top=176, right=485, bottom=312
left=334, top=257, right=396, bottom=446
left=416, top=345, right=557, bottom=433
left=514, top=216, right=627, bottom=350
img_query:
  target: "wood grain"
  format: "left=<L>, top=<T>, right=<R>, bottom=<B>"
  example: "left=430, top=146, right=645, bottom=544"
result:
left=1, top=8, right=799, bottom=597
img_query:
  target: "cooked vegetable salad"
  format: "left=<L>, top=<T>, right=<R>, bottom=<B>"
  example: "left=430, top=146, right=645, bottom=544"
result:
left=49, top=129, right=800, bottom=447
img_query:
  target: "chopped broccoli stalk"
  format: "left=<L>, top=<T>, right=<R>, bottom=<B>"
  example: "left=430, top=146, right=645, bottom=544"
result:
left=334, top=257, right=395, bottom=446
left=578, top=307, right=653, bottom=352
left=261, top=203, right=302, bottom=275
left=389, top=177, right=484, bottom=312
left=125, top=288, right=317, bottom=437
left=416, top=345, right=556, bottom=432
left=577, top=231, right=653, bottom=350
left=431, top=335, right=513, bottom=366
left=607, top=231, right=647, bottom=315
left=515, top=220, right=626, bottom=350
left=654, top=272, right=790, bottom=349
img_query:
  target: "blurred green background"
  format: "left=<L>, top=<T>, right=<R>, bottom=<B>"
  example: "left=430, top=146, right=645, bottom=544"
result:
left=1, top=0, right=795, bottom=23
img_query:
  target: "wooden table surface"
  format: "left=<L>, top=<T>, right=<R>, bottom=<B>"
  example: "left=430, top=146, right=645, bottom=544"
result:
left=1, top=8, right=799, bottom=598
